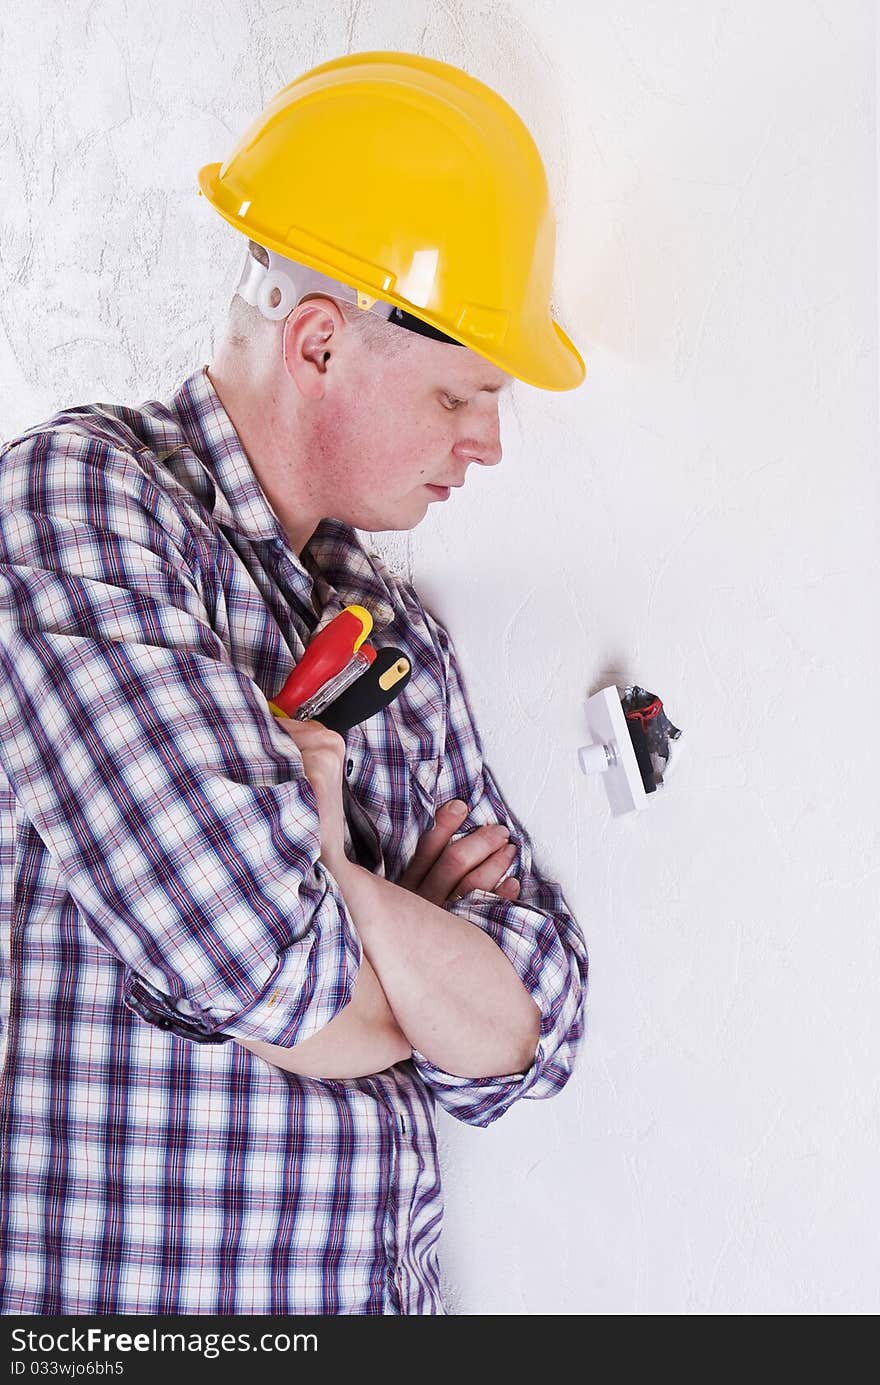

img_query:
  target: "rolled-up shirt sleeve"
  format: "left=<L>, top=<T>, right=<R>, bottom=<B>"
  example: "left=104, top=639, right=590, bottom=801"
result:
left=407, top=609, right=589, bottom=1129
left=0, top=432, right=362, bottom=1047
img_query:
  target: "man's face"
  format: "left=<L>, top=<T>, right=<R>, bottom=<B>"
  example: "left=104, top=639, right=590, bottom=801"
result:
left=303, top=319, right=511, bottom=533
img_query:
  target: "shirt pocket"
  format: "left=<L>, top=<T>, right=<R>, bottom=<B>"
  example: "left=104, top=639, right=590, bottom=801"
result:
left=343, top=728, right=441, bottom=879
left=392, top=752, right=441, bottom=882
left=408, top=753, right=440, bottom=819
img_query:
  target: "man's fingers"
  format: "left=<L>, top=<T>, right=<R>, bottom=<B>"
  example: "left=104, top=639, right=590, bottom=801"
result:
left=396, top=802, right=521, bottom=906
left=418, top=826, right=512, bottom=901
left=451, top=855, right=521, bottom=902
left=495, top=876, right=521, bottom=899
left=396, top=799, right=469, bottom=890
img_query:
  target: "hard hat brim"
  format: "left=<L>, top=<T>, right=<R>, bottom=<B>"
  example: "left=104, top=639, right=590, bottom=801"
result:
left=198, top=161, right=585, bottom=392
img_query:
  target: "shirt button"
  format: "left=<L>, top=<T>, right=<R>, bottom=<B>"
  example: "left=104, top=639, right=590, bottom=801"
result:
left=346, top=758, right=354, bottom=776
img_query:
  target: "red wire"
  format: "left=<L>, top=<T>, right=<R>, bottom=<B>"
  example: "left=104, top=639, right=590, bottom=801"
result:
left=625, top=696, right=663, bottom=729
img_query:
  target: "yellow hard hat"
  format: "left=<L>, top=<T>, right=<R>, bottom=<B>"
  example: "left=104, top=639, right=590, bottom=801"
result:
left=197, top=50, right=585, bottom=392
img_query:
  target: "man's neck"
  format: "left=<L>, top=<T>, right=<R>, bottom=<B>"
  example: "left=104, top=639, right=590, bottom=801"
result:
left=205, top=358, right=321, bottom=559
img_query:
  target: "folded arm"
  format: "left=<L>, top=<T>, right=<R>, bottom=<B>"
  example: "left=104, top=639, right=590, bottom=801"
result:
left=378, top=601, right=590, bottom=1127
left=323, top=857, right=540, bottom=1079
left=242, top=602, right=585, bottom=1096
left=236, top=951, right=412, bottom=1078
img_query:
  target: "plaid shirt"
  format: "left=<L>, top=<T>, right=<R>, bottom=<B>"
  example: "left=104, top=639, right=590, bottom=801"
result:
left=0, top=365, right=588, bottom=1315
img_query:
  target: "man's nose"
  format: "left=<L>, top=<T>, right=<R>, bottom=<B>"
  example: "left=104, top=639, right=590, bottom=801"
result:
left=455, top=408, right=503, bottom=468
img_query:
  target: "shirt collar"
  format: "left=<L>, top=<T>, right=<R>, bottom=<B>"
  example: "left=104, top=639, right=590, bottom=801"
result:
left=168, top=365, right=398, bottom=628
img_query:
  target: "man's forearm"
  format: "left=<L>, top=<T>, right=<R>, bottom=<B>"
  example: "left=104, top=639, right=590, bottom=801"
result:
left=332, top=858, right=541, bottom=1079
left=235, top=952, right=411, bottom=1078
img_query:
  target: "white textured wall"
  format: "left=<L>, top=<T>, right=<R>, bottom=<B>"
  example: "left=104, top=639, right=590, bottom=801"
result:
left=2, top=1, right=878, bottom=1315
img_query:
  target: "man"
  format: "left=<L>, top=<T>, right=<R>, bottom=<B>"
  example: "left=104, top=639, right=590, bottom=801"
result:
left=0, top=51, right=588, bottom=1315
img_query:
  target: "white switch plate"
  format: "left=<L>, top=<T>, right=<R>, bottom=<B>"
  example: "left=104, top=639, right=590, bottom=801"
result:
left=579, top=685, right=649, bottom=817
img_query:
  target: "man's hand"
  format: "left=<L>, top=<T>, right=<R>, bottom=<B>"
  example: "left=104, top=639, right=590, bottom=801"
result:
left=397, top=798, right=521, bottom=906
left=275, top=716, right=348, bottom=873
left=275, top=715, right=519, bottom=906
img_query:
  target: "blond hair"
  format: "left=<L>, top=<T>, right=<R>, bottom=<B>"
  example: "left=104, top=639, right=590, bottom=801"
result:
left=225, top=240, right=415, bottom=359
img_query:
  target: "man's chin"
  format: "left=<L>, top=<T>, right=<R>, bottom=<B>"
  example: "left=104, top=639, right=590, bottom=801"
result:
left=347, top=499, right=430, bottom=533
left=355, top=519, right=423, bottom=535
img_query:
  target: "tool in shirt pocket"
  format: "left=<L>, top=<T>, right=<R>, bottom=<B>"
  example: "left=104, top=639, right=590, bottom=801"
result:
left=265, top=603, right=437, bottom=872
left=268, top=603, right=413, bottom=735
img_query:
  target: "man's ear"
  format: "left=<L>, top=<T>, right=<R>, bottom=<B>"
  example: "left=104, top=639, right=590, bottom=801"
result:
left=282, top=298, right=345, bottom=397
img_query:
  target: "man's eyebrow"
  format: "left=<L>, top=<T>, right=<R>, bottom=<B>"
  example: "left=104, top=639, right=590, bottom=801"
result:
left=444, top=377, right=513, bottom=396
